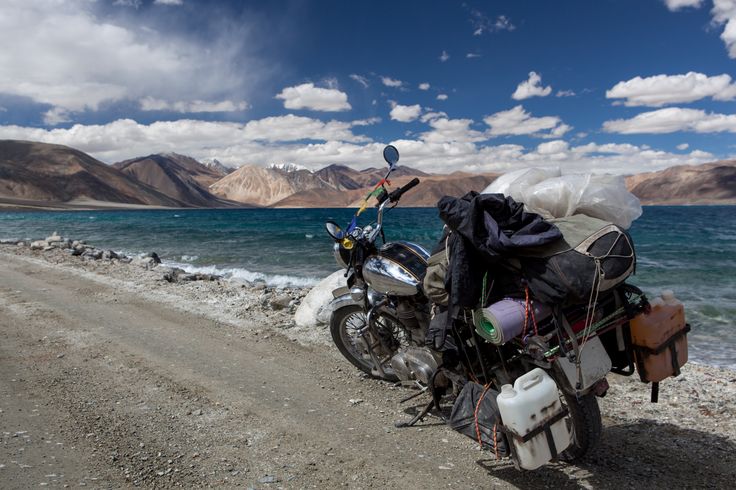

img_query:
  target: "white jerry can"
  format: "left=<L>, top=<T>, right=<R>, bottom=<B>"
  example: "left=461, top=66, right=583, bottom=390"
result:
left=496, top=368, right=572, bottom=470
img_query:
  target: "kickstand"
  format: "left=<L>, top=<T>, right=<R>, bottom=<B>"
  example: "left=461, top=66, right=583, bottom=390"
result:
left=399, top=386, right=428, bottom=404
left=394, top=399, right=435, bottom=428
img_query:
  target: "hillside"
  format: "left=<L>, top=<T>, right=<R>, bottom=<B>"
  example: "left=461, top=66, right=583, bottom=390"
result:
left=625, top=161, right=736, bottom=204
left=113, top=153, right=235, bottom=207
left=0, top=140, right=185, bottom=207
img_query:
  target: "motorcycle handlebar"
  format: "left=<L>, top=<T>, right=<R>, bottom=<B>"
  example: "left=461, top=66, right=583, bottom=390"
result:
left=388, top=177, right=420, bottom=203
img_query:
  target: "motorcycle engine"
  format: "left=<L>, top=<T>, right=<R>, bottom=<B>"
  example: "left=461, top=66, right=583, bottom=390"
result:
left=390, top=347, right=439, bottom=385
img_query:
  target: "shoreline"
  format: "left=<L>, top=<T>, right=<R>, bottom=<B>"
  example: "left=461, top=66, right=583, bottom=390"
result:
left=0, top=236, right=734, bottom=487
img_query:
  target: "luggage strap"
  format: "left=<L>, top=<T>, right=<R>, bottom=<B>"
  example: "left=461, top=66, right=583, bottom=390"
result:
left=501, top=407, right=569, bottom=460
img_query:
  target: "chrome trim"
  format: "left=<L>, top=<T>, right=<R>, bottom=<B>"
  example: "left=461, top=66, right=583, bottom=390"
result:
left=333, top=242, right=349, bottom=269
left=363, top=255, right=420, bottom=296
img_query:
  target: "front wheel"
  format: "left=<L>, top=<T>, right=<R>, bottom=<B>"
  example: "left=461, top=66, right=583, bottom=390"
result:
left=559, top=392, right=602, bottom=462
left=329, top=304, right=408, bottom=381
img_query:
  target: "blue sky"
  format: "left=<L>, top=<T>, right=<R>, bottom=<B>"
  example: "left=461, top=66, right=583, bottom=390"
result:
left=0, top=0, right=735, bottom=174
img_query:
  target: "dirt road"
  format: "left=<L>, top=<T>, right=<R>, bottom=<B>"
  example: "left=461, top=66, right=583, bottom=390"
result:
left=1, top=252, right=734, bottom=488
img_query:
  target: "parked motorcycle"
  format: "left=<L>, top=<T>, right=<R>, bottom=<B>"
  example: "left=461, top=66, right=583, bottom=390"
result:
left=323, top=145, right=678, bottom=470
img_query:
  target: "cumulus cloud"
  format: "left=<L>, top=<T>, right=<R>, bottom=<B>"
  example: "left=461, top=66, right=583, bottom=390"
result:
left=275, top=83, right=351, bottom=112
left=389, top=103, right=422, bottom=122
left=43, top=107, right=72, bottom=126
left=556, top=90, right=576, bottom=97
left=603, top=107, right=736, bottom=134
left=419, top=83, right=430, bottom=90
left=663, top=0, right=704, bottom=10
left=154, top=0, right=184, bottom=5
left=439, top=50, right=450, bottom=62
left=350, top=74, right=369, bottom=88
left=711, top=0, right=736, bottom=58
left=606, top=72, right=736, bottom=106
left=140, top=97, right=249, bottom=113
left=436, top=94, right=449, bottom=101
left=0, top=117, right=716, bottom=174
left=0, top=0, right=256, bottom=123
left=466, top=53, right=482, bottom=59
left=512, top=72, right=553, bottom=100
left=420, top=117, right=486, bottom=143
left=677, top=143, right=690, bottom=150
left=381, top=77, right=403, bottom=88
left=484, top=106, right=570, bottom=138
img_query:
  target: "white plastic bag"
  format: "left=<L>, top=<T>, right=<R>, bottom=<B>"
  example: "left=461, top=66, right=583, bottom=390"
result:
left=483, top=169, right=642, bottom=229
left=482, top=167, right=561, bottom=199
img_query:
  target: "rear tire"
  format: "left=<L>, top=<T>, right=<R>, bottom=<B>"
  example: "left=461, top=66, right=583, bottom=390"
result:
left=559, top=392, right=602, bottom=462
left=329, top=304, right=406, bottom=381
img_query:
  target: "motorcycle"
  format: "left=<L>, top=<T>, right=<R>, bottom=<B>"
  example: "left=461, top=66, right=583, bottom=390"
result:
left=323, top=145, right=652, bottom=468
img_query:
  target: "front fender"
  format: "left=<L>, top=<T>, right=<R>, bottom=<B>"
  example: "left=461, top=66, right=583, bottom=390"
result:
left=329, top=291, right=362, bottom=312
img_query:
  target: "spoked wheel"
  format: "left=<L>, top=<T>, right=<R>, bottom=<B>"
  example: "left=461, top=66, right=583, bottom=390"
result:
left=329, top=304, right=409, bottom=381
left=559, top=392, right=602, bottom=462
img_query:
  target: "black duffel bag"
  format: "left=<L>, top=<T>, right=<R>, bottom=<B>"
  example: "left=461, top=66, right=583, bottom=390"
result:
left=448, top=381, right=509, bottom=457
left=511, top=214, right=636, bottom=305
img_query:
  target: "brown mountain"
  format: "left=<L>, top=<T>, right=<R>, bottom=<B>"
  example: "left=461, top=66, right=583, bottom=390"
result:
left=626, top=160, right=736, bottom=204
left=270, top=170, right=495, bottom=208
left=113, top=153, right=234, bottom=207
left=209, top=165, right=334, bottom=206
left=0, top=140, right=185, bottom=207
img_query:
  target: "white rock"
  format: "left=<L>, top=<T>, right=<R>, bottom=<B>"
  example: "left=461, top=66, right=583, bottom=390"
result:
left=46, top=232, right=63, bottom=243
left=30, top=240, right=48, bottom=250
left=294, top=269, right=347, bottom=328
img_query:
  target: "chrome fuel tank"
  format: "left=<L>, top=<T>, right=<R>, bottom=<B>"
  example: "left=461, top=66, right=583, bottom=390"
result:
left=362, top=241, right=429, bottom=296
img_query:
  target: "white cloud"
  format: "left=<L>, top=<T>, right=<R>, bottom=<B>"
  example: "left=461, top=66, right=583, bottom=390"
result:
left=420, top=111, right=448, bottom=123
left=466, top=53, right=482, bottom=59
left=242, top=114, right=369, bottom=142
left=439, top=50, right=450, bottom=62
left=420, top=118, right=486, bottom=143
left=0, top=118, right=716, bottom=174
left=389, top=103, right=422, bottom=122
left=0, top=0, right=256, bottom=123
left=154, top=0, right=184, bottom=5
left=275, top=83, right=351, bottom=112
left=677, top=143, right=690, bottom=150
left=114, top=0, right=142, bottom=8
left=484, top=105, right=570, bottom=138
left=711, top=0, right=736, bottom=58
left=512, top=72, right=552, bottom=100
left=606, top=72, right=736, bottom=107
left=664, top=0, right=704, bottom=10
left=436, top=94, right=449, bottom=101
left=349, top=74, right=369, bottom=88
left=556, top=90, right=576, bottom=97
left=43, top=107, right=72, bottom=126
left=603, top=107, right=736, bottom=134
left=381, top=77, right=403, bottom=88
left=140, top=97, right=248, bottom=113
left=419, top=83, right=430, bottom=90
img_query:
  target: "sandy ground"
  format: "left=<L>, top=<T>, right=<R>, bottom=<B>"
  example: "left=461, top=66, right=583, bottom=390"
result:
left=1, top=243, right=735, bottom=489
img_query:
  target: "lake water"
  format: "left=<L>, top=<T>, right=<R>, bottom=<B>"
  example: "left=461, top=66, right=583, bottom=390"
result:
left=1, top=206, right=734, bottom=369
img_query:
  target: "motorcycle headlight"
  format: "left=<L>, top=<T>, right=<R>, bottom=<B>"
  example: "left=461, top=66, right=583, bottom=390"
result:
left=333, top=242, right=350, bottom=269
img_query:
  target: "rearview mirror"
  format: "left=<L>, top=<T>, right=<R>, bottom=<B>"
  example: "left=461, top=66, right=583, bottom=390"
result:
left=325, top=220, right=344, bottom=240
left=383, top=145, right=399, bottom=169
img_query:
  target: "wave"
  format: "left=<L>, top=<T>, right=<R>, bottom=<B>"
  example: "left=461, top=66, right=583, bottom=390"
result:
left=163, top=260, right=321, bottom=288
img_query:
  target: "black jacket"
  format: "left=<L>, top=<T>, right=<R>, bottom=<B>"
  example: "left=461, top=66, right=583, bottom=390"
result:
left=427, top=192, right=561, bottom=350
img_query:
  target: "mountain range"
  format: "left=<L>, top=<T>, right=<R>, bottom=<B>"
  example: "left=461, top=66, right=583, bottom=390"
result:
left=0, top=139, right=734, bottom=210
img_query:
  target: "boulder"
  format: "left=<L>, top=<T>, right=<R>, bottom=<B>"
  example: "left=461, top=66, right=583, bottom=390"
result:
left=294, top=270, right=347, bottom=328
left=30, top=240, right=48, bottom=250
left=102, top=250, right=119, bottom=260
left=144, top=252, right=161, bottom=264
left=270, top=294, right=293, bottom=311
left=82, top=249, right=103, bottom=260
left=132, top=256, right=157, bottom=269
left=46, top=232, right=63, bottom=243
